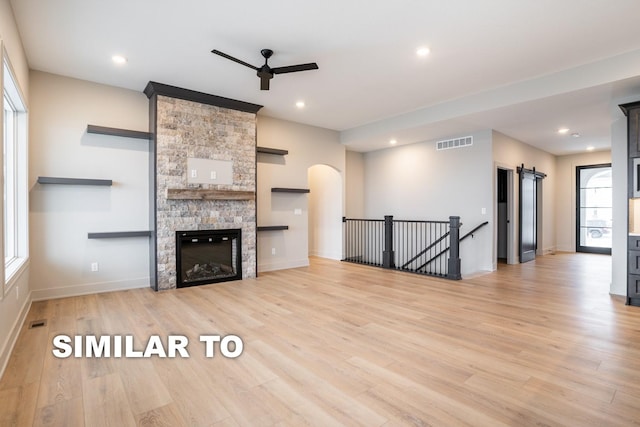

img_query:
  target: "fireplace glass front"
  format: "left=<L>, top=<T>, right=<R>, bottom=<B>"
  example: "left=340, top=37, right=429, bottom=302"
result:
left=176, top=229, right=242, bottom=288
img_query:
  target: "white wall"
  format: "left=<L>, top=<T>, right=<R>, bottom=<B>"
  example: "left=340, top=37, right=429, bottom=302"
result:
left=492, top=131, right=557, bottom=264
left=611, top=102, right=632, bottom=297
left=0, top=0, right=27, bottom=98
left=555, top=150, right=612, bottom=252
left=345, top=150, right=365, bottom=218
left=29, top=71, right=150, bottom=299
left=363, top=129, right=494, bottom=276
left=308, top=165, right=342, bottom=260
left=256, top=116, right=344, bottom=272
left=0, top=0, right=31, bottom=378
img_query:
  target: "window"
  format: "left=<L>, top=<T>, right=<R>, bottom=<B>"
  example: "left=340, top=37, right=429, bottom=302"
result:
left=3, top=56, right=28, bottom=286
left=5, top=95, right=16, bottom=262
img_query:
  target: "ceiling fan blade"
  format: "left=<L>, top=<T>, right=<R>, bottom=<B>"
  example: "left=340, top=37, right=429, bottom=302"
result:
left=260, top=76, right=270, bottom=90
left=271, top=63, right=319, bottom=74
left=211, top=49, right=258, bottom=70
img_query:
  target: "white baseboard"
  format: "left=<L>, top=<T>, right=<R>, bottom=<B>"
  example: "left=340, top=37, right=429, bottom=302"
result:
left=0, top=291, right=32, bottom=381
left=258, top=258, right=310, bottom=273
left=31, top=277, right=150, bottom=301
left=308, top=250, right=342, bottom=260
left=462, top=269, right=494, bottom=279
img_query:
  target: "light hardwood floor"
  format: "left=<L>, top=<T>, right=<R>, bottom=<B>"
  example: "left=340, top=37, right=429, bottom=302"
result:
left=1, top=253, right=639, bottom=426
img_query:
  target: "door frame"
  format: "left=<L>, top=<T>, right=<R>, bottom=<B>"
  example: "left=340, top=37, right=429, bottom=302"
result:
left=575, top=163, right=612, bottom=255
left=494, top=163, right=515, bottom=269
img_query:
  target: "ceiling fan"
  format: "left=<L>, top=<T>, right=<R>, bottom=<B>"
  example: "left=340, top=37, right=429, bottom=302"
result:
left=211, top=48, right=319, bottom=90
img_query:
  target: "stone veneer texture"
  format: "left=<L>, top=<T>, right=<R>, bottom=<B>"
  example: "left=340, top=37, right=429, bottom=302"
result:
left=155, top=95, right=256, bottom=290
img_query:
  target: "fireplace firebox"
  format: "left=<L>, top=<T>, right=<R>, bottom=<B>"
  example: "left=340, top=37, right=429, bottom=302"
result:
left=176, top=229, right=242, bottom=288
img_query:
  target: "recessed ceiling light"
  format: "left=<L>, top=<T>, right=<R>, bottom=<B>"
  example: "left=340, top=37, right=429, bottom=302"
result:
left=586, top=146, right=595, bottom=151
left=295, top=101, right=305, bottom=109
left=112, top=55, right=127, bottom=65
left=558, top=128, right=570, bottom=134
left=416, top=46, right=430, bottom=57
left=389, top=139, right=397, bottom=145
left=571, top=132, right=580, bottom=138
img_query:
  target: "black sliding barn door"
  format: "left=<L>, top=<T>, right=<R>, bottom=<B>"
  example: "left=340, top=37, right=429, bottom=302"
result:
left=518, top=165, right=545, bottom=263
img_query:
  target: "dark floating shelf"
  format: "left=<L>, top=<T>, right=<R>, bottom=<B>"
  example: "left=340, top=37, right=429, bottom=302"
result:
left=257, top=225, right=289, bottom=232
left=271, top=188, right=310, bottom=193
left=257, top=146, right=288, bottom=156
left=88, top=231, right=152, bottom=239
left=87, top=124, right=152, bottom=140
left=37, top=177, right=113, bottom=186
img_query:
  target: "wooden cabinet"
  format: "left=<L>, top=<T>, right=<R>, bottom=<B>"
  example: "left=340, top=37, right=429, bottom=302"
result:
left=629, top=107, right=640, bottom=157
left=629, top=237, right=640, bottom=303
left=621, top=102, right=640, bottom=305
left=629, top=273, right=640, bottom=303
left=629, top=245, right=640, bottom=276
left=622, top=102, right=640, bottom=157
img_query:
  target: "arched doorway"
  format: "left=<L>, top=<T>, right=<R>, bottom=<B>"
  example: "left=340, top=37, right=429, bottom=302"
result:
left=308, top=165, right=342, bottom=260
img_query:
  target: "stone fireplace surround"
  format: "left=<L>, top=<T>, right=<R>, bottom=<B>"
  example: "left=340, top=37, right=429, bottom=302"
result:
left=144, top=82, right=263, bottom=291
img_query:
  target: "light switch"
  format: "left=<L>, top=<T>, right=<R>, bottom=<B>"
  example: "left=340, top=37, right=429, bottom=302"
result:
left=481, top=207, right=487, bottom=215
left=294, top=208, right=302, bottom=215
left=191, top=169, right=198, bottom=178
left=210, top=171, right=217, bottom=180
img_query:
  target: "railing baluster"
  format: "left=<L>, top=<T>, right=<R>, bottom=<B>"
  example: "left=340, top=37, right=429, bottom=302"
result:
left=364, top=220, right=367, bottom=264
left=373, top=221, right=376, bottom=265
left=357, top=220, right=360, bottom=263
left=360, top=220, right=363, bottom=263
left=377, top=221, right=380, bottom=265
left=368, top=220, right=371, bottom=265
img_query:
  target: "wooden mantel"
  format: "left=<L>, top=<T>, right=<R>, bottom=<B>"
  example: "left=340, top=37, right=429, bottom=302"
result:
left=166, top=188, right=255, bottom=201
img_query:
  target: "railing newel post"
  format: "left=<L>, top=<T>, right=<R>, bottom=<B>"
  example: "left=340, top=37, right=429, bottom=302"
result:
left=383, top=215, right=394, bottom=269
left=447, top=216, right=462, bottom=280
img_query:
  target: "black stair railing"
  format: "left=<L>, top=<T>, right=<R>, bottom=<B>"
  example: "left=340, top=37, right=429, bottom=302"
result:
left=342, top=216, right=488, bottom=280
left=414, top=220, right=489, bottom=274
left=393, top=218, right=453, bottom=277
left=342, top=218, right=385, bottom=266
left=400, top=231, right=451, bottom=269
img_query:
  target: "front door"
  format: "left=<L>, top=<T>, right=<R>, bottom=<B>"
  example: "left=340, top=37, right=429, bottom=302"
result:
left=576, top=164, right=612, bottom=255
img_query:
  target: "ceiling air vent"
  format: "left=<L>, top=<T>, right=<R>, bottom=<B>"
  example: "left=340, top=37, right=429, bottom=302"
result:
left=436, top=136, right=473, bottom=151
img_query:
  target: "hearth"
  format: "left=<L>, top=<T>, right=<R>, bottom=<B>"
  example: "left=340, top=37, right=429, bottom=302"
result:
left=176, top=229, right=242, bottom=288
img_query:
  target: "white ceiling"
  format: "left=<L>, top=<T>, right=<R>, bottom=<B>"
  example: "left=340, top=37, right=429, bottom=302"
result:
left=10, top=0, right=640, bottom=154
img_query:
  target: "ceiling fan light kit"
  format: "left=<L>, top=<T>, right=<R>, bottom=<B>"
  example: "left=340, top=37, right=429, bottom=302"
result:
left=212, top=48, right=318, bottom=91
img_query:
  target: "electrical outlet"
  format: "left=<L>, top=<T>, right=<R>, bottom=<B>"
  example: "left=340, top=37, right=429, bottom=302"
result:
left=481, top=207, right=487, bottom=215
left=271, top=248, right=276, bottom=255
left=191, top=169, right=198, bottom=178
left=210, top=171, right=217, bottom=180
left=294, top=208, right=302, bottom=215
left=91, top=262, right=99, bottom=272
